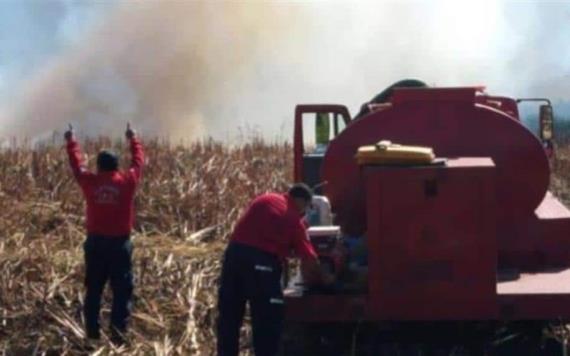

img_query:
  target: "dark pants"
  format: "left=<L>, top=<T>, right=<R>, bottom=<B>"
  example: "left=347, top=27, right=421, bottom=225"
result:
left=83, top=235, right=133, bottom=340
left=217, top=242, right=284, bottom=356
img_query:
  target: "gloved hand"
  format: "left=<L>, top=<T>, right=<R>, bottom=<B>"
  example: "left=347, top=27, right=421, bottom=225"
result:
left=125, top=122, right=136, bottom=140
left=64, top=124, right=74, bottom=142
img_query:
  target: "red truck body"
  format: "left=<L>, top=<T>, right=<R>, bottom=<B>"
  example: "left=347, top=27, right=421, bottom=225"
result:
left=287, top=86, right=570, bottom=322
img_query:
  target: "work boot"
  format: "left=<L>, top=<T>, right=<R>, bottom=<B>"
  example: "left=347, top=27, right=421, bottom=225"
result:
left=83, top=333, right=101, bottom=352
left=110, top=327, right=128, bottom=346
left=86, top=328, right=100, bottom=340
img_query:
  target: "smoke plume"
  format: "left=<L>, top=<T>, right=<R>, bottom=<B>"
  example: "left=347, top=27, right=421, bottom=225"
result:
left=0, top=1, right=305, bottom=141
left=0, top=1, right=569, bottom=141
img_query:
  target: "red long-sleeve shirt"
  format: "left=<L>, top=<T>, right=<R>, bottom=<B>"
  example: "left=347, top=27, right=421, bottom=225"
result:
left=231, top=193, right=318, bottom=260
left=66, top=138, right=144, bottom=237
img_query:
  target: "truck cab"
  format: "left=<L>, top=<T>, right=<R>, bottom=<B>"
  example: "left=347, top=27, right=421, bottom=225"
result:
left=293, top=105, right=351, bottom=194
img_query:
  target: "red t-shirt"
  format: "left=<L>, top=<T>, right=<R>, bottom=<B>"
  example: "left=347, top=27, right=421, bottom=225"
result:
left=231, top=193, right=318, bottom=260
left=66, top=138, right=144, bottom=237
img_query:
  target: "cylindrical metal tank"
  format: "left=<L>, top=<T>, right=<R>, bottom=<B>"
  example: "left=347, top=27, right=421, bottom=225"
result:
left=322, top=88, right=549, bottom=235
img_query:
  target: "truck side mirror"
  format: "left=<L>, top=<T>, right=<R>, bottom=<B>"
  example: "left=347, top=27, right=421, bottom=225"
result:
left=539, top=104, right=554, bottom=158
left=539, top=104, right=554, bottom=141
left=515, top=98, right=554, bottom=158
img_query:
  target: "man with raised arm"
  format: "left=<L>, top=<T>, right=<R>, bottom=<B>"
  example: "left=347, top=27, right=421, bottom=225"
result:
left=64, top=124, right=144, bottom=344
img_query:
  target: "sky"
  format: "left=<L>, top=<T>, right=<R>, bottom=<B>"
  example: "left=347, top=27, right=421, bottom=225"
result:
left=0, top=1, right=115, bottom=100
left=0, top=0, right=569, bottom=142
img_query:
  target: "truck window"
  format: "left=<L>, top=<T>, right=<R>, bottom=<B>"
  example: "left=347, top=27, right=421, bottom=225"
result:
left=302, top=112, right=347, bottom=154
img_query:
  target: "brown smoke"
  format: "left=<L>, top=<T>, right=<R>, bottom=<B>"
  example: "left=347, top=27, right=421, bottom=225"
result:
left=2, top=2, right=305, bottom=141
left=2, top=1, right=569, bottom=142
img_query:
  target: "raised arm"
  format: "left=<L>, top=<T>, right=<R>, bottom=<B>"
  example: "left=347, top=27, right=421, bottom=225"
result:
left=64, top=125, right=92, bottom=184
left=126, top=123, right=144, bottom=183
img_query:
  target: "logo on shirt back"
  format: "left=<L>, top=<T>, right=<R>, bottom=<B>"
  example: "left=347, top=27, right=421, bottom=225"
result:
left=94, top=185, right=120, bottom=204
left=255, top=265, right=273, bottom=272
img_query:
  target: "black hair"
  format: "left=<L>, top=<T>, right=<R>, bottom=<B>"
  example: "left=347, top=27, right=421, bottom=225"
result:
left=97, top=150, right=119, bottom=172
left=288, top=183, right=313, bottom=202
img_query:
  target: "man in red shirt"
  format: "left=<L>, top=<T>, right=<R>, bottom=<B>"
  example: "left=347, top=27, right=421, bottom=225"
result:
left=64, top=124, right=144, bottom=344
left=216, top=184, right=332, bottom=356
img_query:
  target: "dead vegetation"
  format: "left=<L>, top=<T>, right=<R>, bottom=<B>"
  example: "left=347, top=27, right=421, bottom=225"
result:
left=0, top=137, right=291, bottom=355
left=2, top=137, right=570, bottom=355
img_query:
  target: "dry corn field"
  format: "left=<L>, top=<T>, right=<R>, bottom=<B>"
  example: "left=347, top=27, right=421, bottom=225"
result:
left=2, top=137, right=570, bottom=355
left=0, top=137, right=292, bottom=355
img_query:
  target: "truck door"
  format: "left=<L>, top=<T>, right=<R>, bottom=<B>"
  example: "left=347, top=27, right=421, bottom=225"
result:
left=294, top=105, right=351, bottom=194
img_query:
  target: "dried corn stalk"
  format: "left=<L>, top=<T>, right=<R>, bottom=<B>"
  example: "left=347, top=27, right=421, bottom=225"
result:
left=0, top=137, right=290, bottom=355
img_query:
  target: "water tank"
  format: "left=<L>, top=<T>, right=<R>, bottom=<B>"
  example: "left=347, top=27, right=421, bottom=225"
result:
left=322, top=87, right=549, bottom=235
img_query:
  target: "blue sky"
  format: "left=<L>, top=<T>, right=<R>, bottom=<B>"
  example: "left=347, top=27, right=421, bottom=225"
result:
left=0, top=0, right=116, bottom=102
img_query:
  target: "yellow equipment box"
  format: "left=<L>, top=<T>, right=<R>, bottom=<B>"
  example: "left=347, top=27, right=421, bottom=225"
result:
left=355, top=140, right=435, bottom=165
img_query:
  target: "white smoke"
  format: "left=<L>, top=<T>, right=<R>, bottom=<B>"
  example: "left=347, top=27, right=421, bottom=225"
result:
left=0, top=0, right=569, bottom=141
